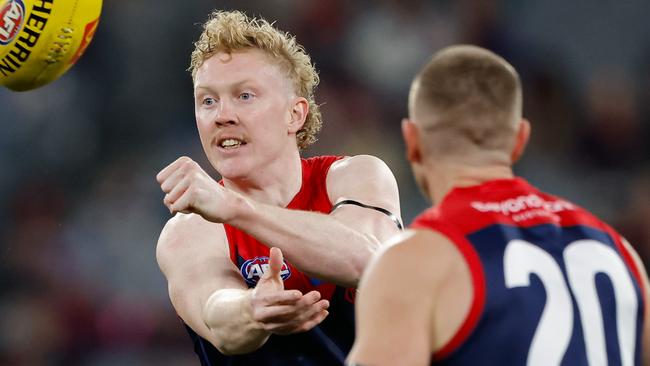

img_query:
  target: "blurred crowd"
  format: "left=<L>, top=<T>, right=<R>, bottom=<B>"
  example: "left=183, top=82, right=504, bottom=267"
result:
left=1, top=0, right=649, bottom=365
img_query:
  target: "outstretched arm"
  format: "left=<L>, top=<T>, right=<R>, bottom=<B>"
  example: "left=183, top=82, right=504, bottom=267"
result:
left=157, top=155, right=402, bottom=287
left=157, top=214, right=329, bottom=355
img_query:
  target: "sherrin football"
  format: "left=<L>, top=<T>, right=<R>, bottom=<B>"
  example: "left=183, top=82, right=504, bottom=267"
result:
left=0, top=0, right=102, bottom=91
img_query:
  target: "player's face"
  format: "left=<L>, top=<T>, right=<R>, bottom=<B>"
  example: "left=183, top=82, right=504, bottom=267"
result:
left=193, top=49, right=298, bottom=179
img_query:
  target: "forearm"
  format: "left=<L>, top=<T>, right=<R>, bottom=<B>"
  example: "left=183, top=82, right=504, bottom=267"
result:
left=230, top=200, right=380, bottom=287
left=202, top=288, right=270, bottom=355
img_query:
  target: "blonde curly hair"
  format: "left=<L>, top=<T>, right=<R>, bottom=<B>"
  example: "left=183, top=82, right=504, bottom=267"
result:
left=189, top=10, right=322, bottom=150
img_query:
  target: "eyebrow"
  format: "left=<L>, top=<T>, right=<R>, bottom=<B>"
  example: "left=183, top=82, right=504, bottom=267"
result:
left=194, top=79, right=257, bottom=93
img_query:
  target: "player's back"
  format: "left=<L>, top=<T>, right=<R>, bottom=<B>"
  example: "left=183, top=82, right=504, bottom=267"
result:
left=411, top=178, right=645, bottom=366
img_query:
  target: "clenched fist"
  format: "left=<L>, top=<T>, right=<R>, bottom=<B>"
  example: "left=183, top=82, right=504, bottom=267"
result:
left=156, top=156, right=245, bottom=223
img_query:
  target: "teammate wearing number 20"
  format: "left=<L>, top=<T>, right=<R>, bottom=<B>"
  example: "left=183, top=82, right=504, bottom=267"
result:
left=347, top=45, right=650, bottom=366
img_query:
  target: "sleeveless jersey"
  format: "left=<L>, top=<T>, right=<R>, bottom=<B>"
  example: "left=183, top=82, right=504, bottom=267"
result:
left=410, top=178, right=645, bottom=366
left=186, top=155, right=357, bottom=366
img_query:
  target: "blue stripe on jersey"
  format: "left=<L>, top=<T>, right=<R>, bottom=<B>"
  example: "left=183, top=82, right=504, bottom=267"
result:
left=436, top=223, right=643, bottom=366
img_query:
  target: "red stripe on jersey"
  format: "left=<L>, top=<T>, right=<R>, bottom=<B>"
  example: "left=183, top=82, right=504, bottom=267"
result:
left=606, top=226, right=647, bottom=308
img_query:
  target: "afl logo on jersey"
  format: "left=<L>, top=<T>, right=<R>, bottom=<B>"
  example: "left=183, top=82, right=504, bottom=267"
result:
left=240, top=256, right=291, bottom=286
left=0, top=0, right=25, bottom=45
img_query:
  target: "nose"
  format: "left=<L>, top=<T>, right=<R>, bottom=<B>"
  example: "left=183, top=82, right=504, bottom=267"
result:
left=215, top=99, right=237, bottom=127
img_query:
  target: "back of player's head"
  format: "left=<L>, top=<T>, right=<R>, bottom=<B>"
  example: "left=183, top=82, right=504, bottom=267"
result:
left=409, top=45, right=522, bottom=160
left=189, top=10, right=321, bottom=150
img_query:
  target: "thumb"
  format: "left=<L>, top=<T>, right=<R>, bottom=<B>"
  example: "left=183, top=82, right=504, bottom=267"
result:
left=266, top=247, right=284, bottom=280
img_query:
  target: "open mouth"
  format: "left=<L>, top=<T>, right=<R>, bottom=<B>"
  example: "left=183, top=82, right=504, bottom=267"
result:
left=217, top=137, right=247, bottom=149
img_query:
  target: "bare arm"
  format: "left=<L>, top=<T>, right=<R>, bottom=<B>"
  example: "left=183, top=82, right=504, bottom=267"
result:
left=158, top=155, right=402, bottom=288
left=157, top=214, right=268, bottom=354
left=229, top=155, right=402, bottom=287
left=157, top=214, right=329, bottom=355
left=347, top=229, right=467, bottom=366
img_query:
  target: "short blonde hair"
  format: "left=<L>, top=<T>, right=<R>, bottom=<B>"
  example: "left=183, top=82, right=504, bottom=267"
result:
left=190, top=10, right=322, bottom=150
left=411, top=45, right=522, bottom=157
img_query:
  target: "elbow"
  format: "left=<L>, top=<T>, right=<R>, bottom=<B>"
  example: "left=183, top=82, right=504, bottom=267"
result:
left=209, top=331, right=238, bottom=355
left=212, top=338, right=241, bottom=356
left=201, top=290, right=270, bottom=355
left=214, top=344, right=253, bottom=356
left=207, top=327, right=268, bottom=356
left=214, top=342, right=260, bottom=356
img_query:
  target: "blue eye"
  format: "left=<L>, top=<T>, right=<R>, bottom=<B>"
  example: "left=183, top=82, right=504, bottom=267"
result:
left=240, top=92, right=253, bottom=101
left=202, top=97, right=217, bottom=106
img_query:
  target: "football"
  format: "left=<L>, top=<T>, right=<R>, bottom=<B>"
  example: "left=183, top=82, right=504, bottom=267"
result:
left=0, top=0, right=103, bottom=91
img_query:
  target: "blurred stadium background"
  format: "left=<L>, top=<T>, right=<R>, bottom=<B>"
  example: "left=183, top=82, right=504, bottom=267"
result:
left=1, top=0, right=649, bottom=364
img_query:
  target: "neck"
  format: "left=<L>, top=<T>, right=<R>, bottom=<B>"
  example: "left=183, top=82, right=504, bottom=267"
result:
left=223, top=148, right=303, bottom=207
left=424, top=161, right=514, bottom=205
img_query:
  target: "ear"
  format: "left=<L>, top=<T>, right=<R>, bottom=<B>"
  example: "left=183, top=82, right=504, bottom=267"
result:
left=288, top=97, right=308, bottom=133
left=510, top=118, right=531, bottom=163
left=402, top=118, right=422, bottom=164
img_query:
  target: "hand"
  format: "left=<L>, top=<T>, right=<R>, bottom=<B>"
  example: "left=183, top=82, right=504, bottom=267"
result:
left=251, top=247, right=330, bottom=335
left=156, top=156, right=241, bottom=223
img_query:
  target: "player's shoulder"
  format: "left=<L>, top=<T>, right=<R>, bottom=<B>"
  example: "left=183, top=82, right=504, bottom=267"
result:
left=325, top=154, right=400, bottom=209
left=329, top=154, right=390, bottom=174
left=327, top=154, right=396, bottom=187
left=386, top=228, right=462, bottom=263
left=368, top=228, right=465, bottom=284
